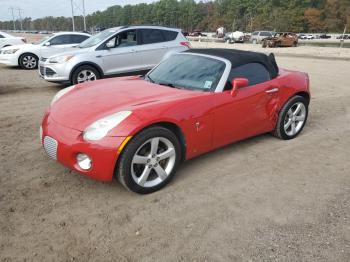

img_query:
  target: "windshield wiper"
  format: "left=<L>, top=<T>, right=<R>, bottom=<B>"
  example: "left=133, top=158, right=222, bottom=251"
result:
left=157, top=82, right=184, bottom=89
left=145, top=75, right=155, bottom=83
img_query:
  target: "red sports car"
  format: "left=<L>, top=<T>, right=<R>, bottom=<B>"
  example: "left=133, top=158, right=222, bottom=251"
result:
left=41, top=49, right=310, bottom=194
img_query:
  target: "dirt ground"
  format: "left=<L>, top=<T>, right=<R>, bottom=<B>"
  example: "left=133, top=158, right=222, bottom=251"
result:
left=0, top=55, right=350, bottom=262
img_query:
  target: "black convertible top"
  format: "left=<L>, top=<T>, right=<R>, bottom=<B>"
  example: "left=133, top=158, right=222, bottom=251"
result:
left=185, top=48, right=279, bottom=79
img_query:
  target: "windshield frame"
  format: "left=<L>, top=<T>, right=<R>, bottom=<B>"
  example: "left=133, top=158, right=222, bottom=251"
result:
left=78, top=28, right=119, bottom=49
left=146, top=53, right=231, bottom=93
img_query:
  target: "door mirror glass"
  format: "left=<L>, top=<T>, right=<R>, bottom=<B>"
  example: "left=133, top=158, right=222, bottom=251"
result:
left=231, top=78, right=249, bottom=96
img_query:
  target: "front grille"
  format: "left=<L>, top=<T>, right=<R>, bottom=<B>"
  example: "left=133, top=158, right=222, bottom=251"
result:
left=45, top=68, right=56, bottom=76
left=43, top=136, right=58, bottom=160
left=39, top=66, right=45, bottom=76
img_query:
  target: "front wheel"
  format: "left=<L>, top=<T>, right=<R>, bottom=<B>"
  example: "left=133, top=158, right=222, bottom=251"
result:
left=273, top=95, right=308, bottom=140
left=71, top=65, right=100, bottom=84
left=116, top=126, right=182, bottom=194
left=19, top=53, right=38, bottom=69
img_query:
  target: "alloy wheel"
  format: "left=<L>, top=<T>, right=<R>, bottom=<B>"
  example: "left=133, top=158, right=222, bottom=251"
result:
left=22, top=55, right=37, bottom=69
left=131, top=137, right=176, bottom=188
left=77, top=70, right=97, bottom=83
left=284, top=102, right=306, bottom=136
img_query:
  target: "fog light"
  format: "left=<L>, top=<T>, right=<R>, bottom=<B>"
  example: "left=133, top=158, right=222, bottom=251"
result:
left=76, top=153, right=92, bottom=170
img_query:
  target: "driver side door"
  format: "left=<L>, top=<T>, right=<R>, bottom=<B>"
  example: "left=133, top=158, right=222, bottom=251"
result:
left=97, top=30, right=142, bottom=75
left=212, top=63, right=279, bottom=149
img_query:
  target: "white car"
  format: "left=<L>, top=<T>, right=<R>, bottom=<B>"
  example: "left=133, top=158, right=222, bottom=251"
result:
left=0, top=31, right=26, bottom=49
left=0, top=32, right=90, bottom=69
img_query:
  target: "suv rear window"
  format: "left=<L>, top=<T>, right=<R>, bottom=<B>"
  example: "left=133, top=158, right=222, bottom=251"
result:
left=162, top=30, right=178, bottom=41
left=140, top=29, right=165, bottom=44
left=260, top=32, right=272, bottom=37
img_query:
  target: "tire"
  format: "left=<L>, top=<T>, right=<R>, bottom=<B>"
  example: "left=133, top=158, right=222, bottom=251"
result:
left=116, top=126, right=182, bottom=194
left=71, top=65, right=100, bottom=84
left=262, top=41, right=267, bottom=48
left=273, top=95, right=308, bottom=140
left=293, top=41, right=298, bottom=47
left=19, top=53, right=38, bottom=69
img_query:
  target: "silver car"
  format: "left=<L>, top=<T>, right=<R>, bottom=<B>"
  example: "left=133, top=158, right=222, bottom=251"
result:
left=251, top=31, right=275, bottom=44
left=39, top=25, right=190, bottom=84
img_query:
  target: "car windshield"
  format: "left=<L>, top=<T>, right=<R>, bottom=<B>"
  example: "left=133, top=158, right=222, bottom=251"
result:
left=33, top=35, right=52, bottom=45
left=146, top=54, right=226, bottom=92
left=78, top=29, right=116, bottom=48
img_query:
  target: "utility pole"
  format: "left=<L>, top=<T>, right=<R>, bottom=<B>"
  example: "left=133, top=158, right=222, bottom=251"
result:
left=82, top=0, right=86, bottom=32
left=16, top=8, right=23, bottom=31
left=70, top=0, right=75, bottom=31
left=9, top=7, right=16, bottom=30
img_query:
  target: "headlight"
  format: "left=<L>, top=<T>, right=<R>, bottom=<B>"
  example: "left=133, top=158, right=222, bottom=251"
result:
left=49, top=54, right=74, bottom=64
left=2, top=49, right=19, bottom=54
left=83, top=111, right=132, bottom=141
left=50, top=85, right=75, bottom=106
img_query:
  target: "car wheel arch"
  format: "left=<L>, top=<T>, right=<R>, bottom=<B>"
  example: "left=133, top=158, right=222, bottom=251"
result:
left=18, top=52, right=39, bottom=65
left=294, top=91, right=310, bottom=105
left=69, top=62, right=104, bottom=82
left=120, top=121, right=187, bottom=162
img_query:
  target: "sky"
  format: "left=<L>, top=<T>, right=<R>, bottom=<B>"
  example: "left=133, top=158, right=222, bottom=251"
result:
left=0, top=0, right=153, bottom=21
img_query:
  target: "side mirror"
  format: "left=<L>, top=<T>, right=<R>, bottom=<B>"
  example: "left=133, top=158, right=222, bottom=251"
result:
left=231, top=78, right=249, bottom=96
left=44, top=41, right=51, bottom=46
left=106, top=41, right=114, bottom=49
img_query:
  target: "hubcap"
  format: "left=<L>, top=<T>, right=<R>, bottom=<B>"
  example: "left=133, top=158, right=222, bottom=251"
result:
left=77, top=70, right=97, bottom=83
left=284, top=102, right=306, bottom=136
left=22, top=55, right=37, bottom=69
left=131, top=137, right=176, bottom=188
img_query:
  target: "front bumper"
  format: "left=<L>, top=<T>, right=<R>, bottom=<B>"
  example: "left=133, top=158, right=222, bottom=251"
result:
left=39, top=60, right=72, bottom=82
left=0, top=53, right=19, bottom=66
left=41, top=113, right=127, bottom=182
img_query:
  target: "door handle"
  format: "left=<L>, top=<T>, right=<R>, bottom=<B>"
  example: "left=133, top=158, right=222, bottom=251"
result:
left=265, top=87, right=279, bottom=93
left=96, top=55, right=102, bottom=58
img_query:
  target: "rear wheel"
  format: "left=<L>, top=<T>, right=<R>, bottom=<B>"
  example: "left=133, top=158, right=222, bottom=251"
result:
left=19, top=53, right=38, bottom=69
left=71, top=65, right=100, bottom=84
left=117, top=126, right=181, bottom=194
left=273, top=95, right=308, bottom=140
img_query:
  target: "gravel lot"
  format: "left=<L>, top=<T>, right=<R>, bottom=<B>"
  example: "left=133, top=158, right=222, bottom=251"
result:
left=1, top=55, right=350, bottom=261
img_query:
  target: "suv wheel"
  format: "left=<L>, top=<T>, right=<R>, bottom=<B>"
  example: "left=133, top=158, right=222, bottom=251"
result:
left=72, top=65, right=100, bottom=84
left=19, top=53, right=38, bottom=69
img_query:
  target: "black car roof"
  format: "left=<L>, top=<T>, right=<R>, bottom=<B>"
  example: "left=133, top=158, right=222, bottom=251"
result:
left=185, top=48, right=279, bottom=79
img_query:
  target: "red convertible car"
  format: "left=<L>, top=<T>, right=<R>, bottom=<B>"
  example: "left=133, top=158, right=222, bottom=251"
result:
left=41, top=49, right=310, bottom=194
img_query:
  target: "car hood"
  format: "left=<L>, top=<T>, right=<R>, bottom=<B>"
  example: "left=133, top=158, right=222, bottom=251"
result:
left=1, top=43, right=31, bottom=50
left=50, top=77, right=204, bottom=131
left=45, top=47, right=90, bottom=58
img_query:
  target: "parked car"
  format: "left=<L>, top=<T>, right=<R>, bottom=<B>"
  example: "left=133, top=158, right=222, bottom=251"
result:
left=189, top=30, right=206, bottom=37
left=319, top=34, right=331, bottom=39
left=337, top=35, right=349, bottom=40
left=0, top=31, right=26, bottom=49
left=0, top=32, right=90, bottom=69
left=224, top=31, right=245, bottom=43
left=262, top=32, right=298, bottom=48
left=251, top=31, right=275, bottom=44
left=39, top=25, right=190, bottom=85
left=41, top=48, right=310, bottom=194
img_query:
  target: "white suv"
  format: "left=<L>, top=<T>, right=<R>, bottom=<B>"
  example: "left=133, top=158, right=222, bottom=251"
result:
left=0, top=32, right=90, bottom=69
left=39, top=25, right=190, bottom=85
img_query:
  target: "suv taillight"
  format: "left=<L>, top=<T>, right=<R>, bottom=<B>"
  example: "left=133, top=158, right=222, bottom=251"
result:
left=180, top=41, right=191, bottom=48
